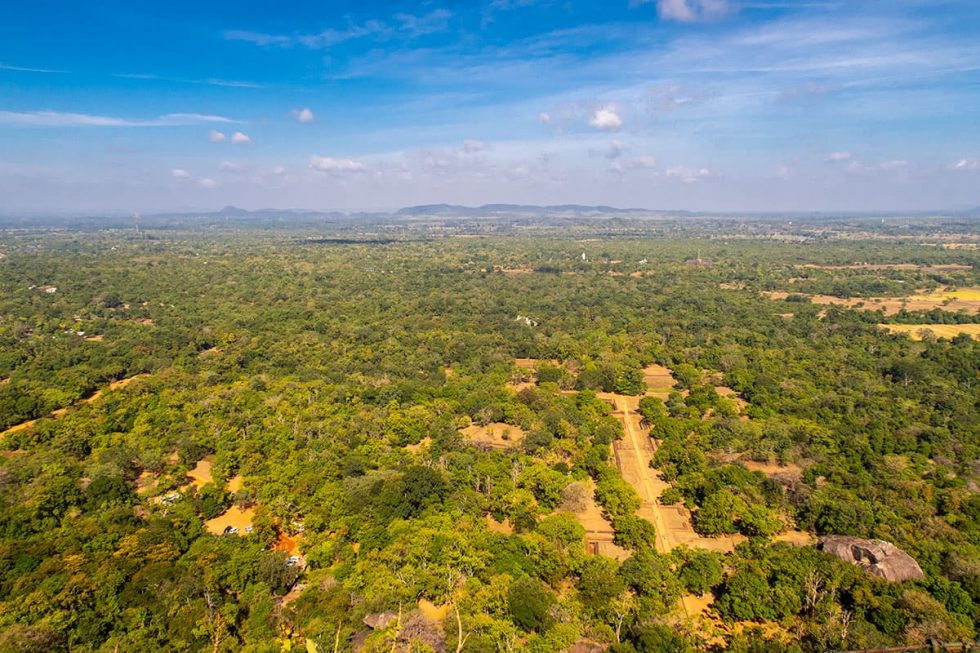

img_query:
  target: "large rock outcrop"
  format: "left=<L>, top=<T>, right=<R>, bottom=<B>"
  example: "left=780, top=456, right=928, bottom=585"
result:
left=818, top=536, right=924, bottom=582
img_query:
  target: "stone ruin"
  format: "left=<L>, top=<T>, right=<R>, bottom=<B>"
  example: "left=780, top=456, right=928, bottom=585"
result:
left=818, top=535, right=925, bottom=582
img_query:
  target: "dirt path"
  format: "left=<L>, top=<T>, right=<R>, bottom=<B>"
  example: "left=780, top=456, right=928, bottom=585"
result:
left=1, top=373, right=148, bottom=441
left=604, top=393, right=745, bottom=617
left=606, top=394, right=673, bottom=554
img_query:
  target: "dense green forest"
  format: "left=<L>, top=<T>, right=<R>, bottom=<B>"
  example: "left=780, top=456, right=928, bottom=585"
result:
left=0, top=222, right=977, bottom=652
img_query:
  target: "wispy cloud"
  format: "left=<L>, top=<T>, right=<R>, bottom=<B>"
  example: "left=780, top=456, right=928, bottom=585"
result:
left=114, top=73, right=265, bottom=88
left=309, top=155, right=366, bottom=173
left=0, top=110, right=238, bottom=127
left=230, top=131, right=251, bottom=144
left=0, top=62, right=67, bottom=74
left=171, top=168, right=190, bottom=178
left=632, top=0, right=733, bottom=22
left=224, top=9, right=451, bottom=49
left=666, top=165, right=711, bottom=182
left=482, top=0, right=537, bottom=27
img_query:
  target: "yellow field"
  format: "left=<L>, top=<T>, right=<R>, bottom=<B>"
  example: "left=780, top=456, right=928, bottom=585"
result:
left=879, top=324, right=980, bottom=340
left=763, top=286, right=980, bottom=315
left=909, top=287, right=980, bottom=301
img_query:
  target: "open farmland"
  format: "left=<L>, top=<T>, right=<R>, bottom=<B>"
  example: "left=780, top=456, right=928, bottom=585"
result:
left=762, top=287, right=980, bottom=315
left=879, top=323, right=980, bottom=340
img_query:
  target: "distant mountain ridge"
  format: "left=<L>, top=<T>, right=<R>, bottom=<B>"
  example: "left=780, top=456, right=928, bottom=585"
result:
left=395, top=203, right=657, bottom=216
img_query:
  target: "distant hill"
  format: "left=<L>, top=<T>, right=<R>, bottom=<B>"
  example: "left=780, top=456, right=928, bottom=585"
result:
left=395, top=203, right=663, bottom=217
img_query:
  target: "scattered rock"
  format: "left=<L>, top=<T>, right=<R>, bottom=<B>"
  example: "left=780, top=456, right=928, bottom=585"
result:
left=818, top=536, right=924, bottom=582
left=363, top=612, right=398, bottom=630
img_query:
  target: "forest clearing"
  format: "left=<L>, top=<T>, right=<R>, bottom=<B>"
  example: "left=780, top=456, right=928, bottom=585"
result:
left=0, top=373, right=147, bottom=440
left=205, top=505, right=255, bottom=536
left=879, top=323, right=980, bottom=340
left=460, top=421, right=525, bottom=449
left=761, top=287, right=980, bottom=314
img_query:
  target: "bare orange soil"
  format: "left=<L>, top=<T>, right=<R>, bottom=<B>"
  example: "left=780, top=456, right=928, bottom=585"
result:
left=681, top=592, right=716, bottom=618
left=568, top=479, right=630, bottom=561
left=279, top=583, right=306, bottom=606
left=714, top=386, right=749, bottom=413
left=642, top=364, right=676, bottom=393
left=741, top=459, right=803, bottom=482
left=205, top=506, right=255, bottom=536
left=460, top=422, right=525, bottom=449
left=273, top=532, right=304, bottom=558
left=226, top=475, right=244, bottom=493
left=404, top=436, right=432, bottom=454
left=185, top=456, right=214, bottom=489
left=773, top=530, right=816, bottom=546
left=135, top=470, right=158, bottom=495
left=486, top=514, right=514, bottom=535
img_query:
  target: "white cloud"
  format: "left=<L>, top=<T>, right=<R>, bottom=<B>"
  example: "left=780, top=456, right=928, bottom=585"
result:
left=272, top=165, right=287, bottom=176
left=878, top=159, right=908, bottom=170
left=0, top=110, right=236, bottom=128
left=630, top=155, right=657, bottom=169
left=220, top=160, right=247, bottom=173
left=171, top=168, right=190, bottom=178
left=653, top=0, right=731, bottom=22
left=309, top=155, right=366, bottom=173
left=538, top=112, right=552, bottom=124
left=826, top=151, right=853, bottom=162
left=209, top=129, right=227, bottom=143
left=589, top=106, right=622, bottom=131
left=199, top=177, right=218, bottom=188
left=666, top=165, right=711, bottom=183
left=462, top=139, right=487, bottom=153
left=608, top=154, right=657, bottom=175
left=294, top=108, right=315, bottom=123
left=953, top=158, right=979, bottom=170
left=231, top=131, right=251, bottom=144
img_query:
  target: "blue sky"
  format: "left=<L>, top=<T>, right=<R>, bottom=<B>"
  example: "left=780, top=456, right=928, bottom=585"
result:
left=1, top=0, right=979, bottom=213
